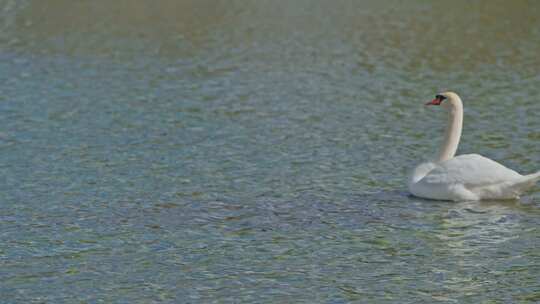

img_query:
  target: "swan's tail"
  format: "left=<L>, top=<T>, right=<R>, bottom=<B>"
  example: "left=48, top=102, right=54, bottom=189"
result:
left=506, top=171, right=540, bottom=197
left=530, top=171, right=540, bottom=183
left=526, top=171, right=540, bottom=184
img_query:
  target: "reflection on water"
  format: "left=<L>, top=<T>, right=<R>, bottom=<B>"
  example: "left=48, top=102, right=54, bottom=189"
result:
left=1, top=0, right=539, bottom=303
left=428, top=200, right=540, bottom=300
left=440, top=201, right=523, bottom=249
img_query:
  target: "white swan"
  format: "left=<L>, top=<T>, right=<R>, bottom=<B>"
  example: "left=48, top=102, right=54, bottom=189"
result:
left=409, top=92, right=540, bottom=201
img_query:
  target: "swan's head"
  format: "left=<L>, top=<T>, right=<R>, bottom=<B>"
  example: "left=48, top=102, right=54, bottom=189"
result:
left=425, top=91, right=462, bottom=108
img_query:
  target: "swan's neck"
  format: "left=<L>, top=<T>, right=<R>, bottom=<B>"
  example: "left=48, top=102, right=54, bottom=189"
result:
left=437, top=99, right=463, bottom=162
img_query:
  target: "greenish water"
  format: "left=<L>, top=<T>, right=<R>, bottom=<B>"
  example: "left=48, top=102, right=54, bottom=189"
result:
left=1, top=1, right=539, bottom=302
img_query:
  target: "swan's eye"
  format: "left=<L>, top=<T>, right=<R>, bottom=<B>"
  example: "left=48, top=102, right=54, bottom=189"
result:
left=435, top=94, right=447, bottom=101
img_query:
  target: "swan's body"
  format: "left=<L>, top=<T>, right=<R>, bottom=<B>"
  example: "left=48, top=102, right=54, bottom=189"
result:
left=409, top=92, right=539, bottom=201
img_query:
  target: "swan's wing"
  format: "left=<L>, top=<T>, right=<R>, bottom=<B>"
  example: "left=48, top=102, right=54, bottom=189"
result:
left=422, top=154, right=522, bottom=188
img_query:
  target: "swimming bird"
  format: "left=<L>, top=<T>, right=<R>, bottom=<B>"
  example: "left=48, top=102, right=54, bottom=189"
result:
left=408, top=92, right=540, bottom=201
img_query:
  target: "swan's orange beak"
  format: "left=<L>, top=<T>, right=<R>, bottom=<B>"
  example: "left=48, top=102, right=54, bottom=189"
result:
left=425, top=98, right=442, bottom=106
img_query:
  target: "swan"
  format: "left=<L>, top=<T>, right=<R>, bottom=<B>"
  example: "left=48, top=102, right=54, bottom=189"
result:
left=408, top=91, right=540, bottom=201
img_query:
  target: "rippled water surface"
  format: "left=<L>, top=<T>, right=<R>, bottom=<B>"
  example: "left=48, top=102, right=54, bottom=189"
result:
left=1, top=1, right=540, bottom=302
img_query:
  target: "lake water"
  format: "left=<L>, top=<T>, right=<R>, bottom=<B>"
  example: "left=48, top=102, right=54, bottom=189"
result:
left=1, top=1, right=539, bottom=302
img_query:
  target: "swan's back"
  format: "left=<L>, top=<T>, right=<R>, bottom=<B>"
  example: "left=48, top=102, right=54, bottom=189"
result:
left=408, top=154, right=536, bottom=201
left=430, top=154, right=522, bottom=187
